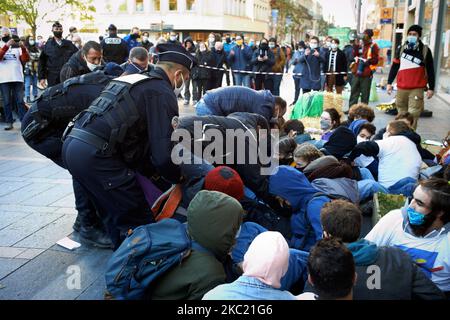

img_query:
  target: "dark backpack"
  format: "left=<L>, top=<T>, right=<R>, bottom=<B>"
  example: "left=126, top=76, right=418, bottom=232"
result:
left=104, top=219, right=192, bottom=300
left=241, top=198, right=292, bottom=240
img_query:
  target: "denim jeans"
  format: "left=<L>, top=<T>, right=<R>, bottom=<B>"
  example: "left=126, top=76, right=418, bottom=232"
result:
left=233, top=72, right=251, bottom=87
left=24, top=74, right=38, bottom=100
left=293, top=77, right=301, bottom=104
left=358, top=177, right=417, bottom=201
left=195, top=100, right=214, bottom=116
left=0, top=82, right=27, bottom=124
left=272, top=75, right=283, bottom=96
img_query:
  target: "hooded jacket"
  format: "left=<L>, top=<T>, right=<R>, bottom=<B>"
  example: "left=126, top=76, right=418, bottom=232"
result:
left=176, top=112, right=271, bottom=201
left=298, top=48, right=324, bottom=90
left=304, top=239, right=445, bottom=300
left=323, top=126, right=357, bottom=159
left=202, top=86, right=276, bottom=122
left=151, top=190, right=244, bottom=300
left=269, top=166, right=330, bottom=251
left=311, top=177, right=360, bottom=204
left=203, top=231, right=297, bottom=300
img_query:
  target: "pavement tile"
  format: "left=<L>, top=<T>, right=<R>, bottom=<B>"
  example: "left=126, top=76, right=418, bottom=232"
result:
left=0, top=247, right=27, bottom=258
left=0, top=257, right=29, bottom=280
left=14, top=249, right=46, bottom=260
left=21, top=184, right=73, bottom=206
left=0, top=183, right=56, bottom=204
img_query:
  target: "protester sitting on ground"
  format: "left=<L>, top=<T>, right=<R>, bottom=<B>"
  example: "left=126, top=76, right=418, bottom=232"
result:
left=150, top=190, right=244, bottom=300
left=374, top=112, right=435, bottom=165
left=319, top=108, right=341, bottom=142
left=304, top=200, right=445, bottom=300
left=321, top=125, right=357, bottom=160
left=365, top=179, right=450, bottom=296
left=350, top=121, right=379, bottom=180
left=120, top=47, right=150, bottom=75
left=297, top=238, right=357, bottom=300
left=342, top=103, right=375, bottom=127
left=275, top=138, right=297, bottom=166
left=269, top=166, right=330, bottom=251
left=203, top=231, right=298, bottom=300
left=294, top=143, right=324, bottom=171
left=195, top=86, right=287, bottom=124
left=346, top=120, right=422, bottom=198
left=282, top=120, right=313, bottom=145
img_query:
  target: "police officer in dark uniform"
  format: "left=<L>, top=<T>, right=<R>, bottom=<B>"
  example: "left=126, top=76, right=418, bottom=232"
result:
left=62, top=44, right=196, bottom=249
left=101, top=24, right=129, bottom=65
left=38, top=22, right=78, bottom=87
left=21, top=66, right=123, bottom=248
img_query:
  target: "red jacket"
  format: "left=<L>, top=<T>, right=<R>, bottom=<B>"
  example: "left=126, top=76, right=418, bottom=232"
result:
left=352, top=41, right=379, bottom=78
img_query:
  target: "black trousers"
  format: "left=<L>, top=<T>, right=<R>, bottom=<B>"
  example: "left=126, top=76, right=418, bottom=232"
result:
left=193, top=79, right=208, bottom=102
left=254, top=75, right=273, bottom=92
left=62, top=137, right=153, bottom=249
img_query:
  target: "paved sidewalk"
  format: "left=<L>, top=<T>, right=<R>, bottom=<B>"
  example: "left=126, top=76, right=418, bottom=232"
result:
left=0, top=73, right=448, bottom=300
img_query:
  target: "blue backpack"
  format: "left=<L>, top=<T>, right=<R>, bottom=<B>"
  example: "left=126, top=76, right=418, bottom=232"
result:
left=104, top=219, right=192, bottom=300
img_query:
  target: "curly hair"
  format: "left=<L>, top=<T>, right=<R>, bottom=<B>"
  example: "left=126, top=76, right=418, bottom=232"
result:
left=348, top=103, right=375, bottom=122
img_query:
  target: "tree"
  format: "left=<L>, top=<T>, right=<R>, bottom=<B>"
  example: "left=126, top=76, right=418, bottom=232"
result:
left=318, top=18, right=335, bottom=37
left=0, top=0, right=95, bottom=38
left=270, top=0, right=312, bottom=43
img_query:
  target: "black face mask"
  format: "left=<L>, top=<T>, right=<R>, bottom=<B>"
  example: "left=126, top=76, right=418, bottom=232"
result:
left=131, top=33, right=139, bottom=40
left=260, top=43, right=268, bottom=50
left=2, top=36, right=10, bottom=43
left=226, top=38, right=231, bottom=44
left=216, top=49, right=222, bottom=53
left=53, top=31, right=63, bottom=39
left=109, top=32, right=117, bottom=37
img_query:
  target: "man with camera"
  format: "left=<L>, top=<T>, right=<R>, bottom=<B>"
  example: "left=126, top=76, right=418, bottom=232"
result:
left=0, top=27, right=30, bottom=130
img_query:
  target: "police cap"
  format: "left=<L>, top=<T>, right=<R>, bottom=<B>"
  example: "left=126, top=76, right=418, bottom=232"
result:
left=157, top=43, right=197, bottom=71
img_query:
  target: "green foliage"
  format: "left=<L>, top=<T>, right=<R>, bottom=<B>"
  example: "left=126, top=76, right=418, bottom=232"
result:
left=0, top=0, right=95, bottom=37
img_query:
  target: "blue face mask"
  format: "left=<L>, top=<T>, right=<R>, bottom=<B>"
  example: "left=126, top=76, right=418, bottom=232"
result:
left=407, top=35, right=418, bottom=46
left=407, top=206, right=426, bottom=226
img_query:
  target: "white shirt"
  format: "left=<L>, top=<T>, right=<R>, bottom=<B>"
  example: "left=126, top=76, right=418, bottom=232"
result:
left=366, top=209, right=450, bottom=292
left=376, top=136, right=422, bottom=188
left=0, top=42, right=24, bottom=83
left=296, top=292, right=318, bottom=300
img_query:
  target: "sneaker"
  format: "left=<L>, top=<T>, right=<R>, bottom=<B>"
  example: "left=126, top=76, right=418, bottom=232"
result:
left=192, top=100, right=198, bottom=106
left=420, top=109, right=433, bottom=118
left=4, top=123, right=13, bottom=131
left=183, top=100, right=190, bottom=106
left=385, top=108, right=398, bottom=116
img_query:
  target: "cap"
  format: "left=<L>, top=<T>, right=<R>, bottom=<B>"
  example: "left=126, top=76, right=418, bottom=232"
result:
left=204, top=166, right=245, bottom=201
left=157, top=43, right=197, bottom=71
left=364, top=29, right=374, bottom=38
left=108, top=24, right=117, bottom=31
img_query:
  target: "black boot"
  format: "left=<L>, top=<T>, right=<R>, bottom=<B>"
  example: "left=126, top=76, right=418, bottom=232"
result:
left=78, top=225, right=113, bottom=249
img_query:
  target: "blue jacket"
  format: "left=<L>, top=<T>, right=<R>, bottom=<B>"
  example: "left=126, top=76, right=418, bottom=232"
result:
left=291, top=50, right=305, bottom=79
left=123, top=34, right=141, bottom=51
left=227, top=44, right=253, bottom=71
left=299, top=48, right=324, bottom=91
left=202, top=86, right=275, bottom=122
left=269, top=166, right=330, bottom=251
left=203, top=275, right=297, bottom=300
left=223, top=41, right=234, bottom=54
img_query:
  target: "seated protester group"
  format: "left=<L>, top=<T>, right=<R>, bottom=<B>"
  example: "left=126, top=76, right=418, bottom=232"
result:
left=365, top=179, right=450, bottom=296
left=346, top=120, right=422, bottom=198
left=318, top=108, right=341, bottom=144
left=342, top=103, right=375, bottom=128
left=294, top=144, right=325, bottom=171
left=281, top=120, right=313, bottom=145
left=195, top=85, right=287, bottom=125
left=298, top=238, right=357, bottom=300
left=275, top=138, right=297, bottom=166
left=304, top=200, right=445, bottom=300
left=350, top=121, right=378, bottom=180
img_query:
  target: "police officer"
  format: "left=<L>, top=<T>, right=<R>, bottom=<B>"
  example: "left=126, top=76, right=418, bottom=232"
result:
left=62, top=43, right=196, bottom=249
left=38, top=22, right=78, bottom=87
left=101, top=24, right=129, bottom=65
left=21, top=69, right=123, bottom=248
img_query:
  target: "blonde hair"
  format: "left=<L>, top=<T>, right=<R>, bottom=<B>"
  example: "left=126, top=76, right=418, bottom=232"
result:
left=294, top=143, right=324, bottom=162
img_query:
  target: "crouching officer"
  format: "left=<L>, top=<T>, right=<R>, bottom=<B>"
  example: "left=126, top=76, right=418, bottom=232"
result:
left=21, top=68, right=123, bottom=248
left=61, top=44, right=196, bottom=249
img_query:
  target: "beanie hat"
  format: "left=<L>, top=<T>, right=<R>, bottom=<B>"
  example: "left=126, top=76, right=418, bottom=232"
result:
left=204, top=166, right=245, bottom=201
left=407, top=24, right=423, bottom=37
left=364, top=29, right=374, bottom=38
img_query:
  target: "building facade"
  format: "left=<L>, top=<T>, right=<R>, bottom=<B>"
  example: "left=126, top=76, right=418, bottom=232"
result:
left=96, top=0, right=271, bottom=41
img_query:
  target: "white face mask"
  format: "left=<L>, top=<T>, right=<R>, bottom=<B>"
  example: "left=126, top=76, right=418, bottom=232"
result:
left=310, top=43, right=318, bottom=50
left=331, top=43, right=338, bottom=50
left=29, top=40, right=35, bottom=46
left=85, top=56, right=100, bottom=72
left=326, top=41, right=331, bottom=48
left=143, top=36, right=149, bottom=42
left=170, top=36, right=177, bottom=41
left=209, top=37, right=215, bottom=43
left=357, top=136, right=368, bottom=144
left=173, top=72, right=185, bottom=96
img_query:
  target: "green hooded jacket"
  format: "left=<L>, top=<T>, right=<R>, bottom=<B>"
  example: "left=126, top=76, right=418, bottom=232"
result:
left=151, top=190, right=244, bottom=300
